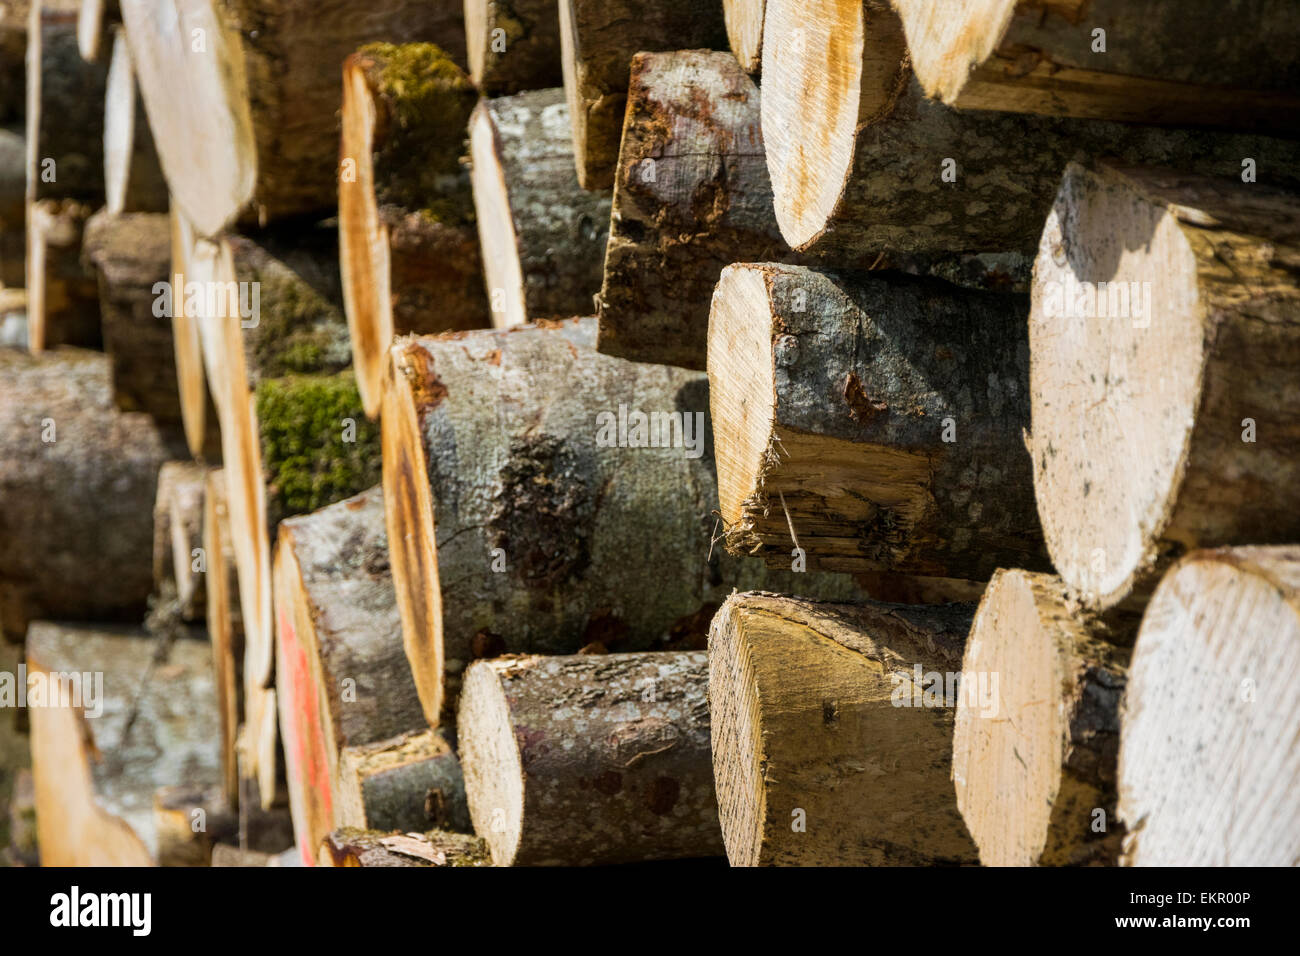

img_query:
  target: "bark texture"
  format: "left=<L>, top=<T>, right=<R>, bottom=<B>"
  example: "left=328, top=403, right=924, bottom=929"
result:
left=381, top=319, right=863, bottom=725
left=459, top=651, right=722, bottom=865
left=557, top=0, right=727, bottom=190
left=1118, top=546, right=1300, bottom=866
left=27, top=7, right=105, bottom=203
left=27, top=623, right=221, bottom=866
left=82, top=209, right=180, bottom=424
left=464, top=0, right=561, bottom=95
left=951, top=569, right=1135, bottom=866
left=336, top=729, right=471, bottom=836
left=0, top=348, right=178, bottom=639
left=471, top=87, right=610, bottom=326
left=709, top=591, right=979, bottom=865
left=895, top=0, right=1300, bottom=134
left=1030, top=162, right=1300, bottom=611
left=595, top=51, right=802, bottom=370
left=709, top=262, right=1045, bottom=581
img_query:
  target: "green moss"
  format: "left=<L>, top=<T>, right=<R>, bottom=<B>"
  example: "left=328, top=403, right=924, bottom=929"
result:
left=245, top=258, right=351, bottom=380
left=255, top=371, right=381, bottom=525
left=357, top=42, right=478, bottom=224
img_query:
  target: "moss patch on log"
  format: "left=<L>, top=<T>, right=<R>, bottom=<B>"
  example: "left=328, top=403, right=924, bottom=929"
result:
left=255, top=372, right=381, bottom=526
left=243, top=261, right=351, bottom=381
left=356, top=42, right=478, bottom=225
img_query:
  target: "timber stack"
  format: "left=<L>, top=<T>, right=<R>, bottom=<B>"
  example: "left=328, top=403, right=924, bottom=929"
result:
left=0, top=0, right=1295, bottom=871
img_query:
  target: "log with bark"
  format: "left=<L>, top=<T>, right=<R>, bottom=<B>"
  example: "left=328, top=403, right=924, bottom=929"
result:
left=381, top=319, right=862, bottom=725
left=893, top=0, right=1300, bottom=135
left=709, top=262, right=1045, bottom=580
left=199, top=224, right=354, bottom=695
left=708, top=591, right=979, bottom=865
left=26, top=623, right=221, bottom=866
left=950, top=569, right=1136, bottom=866
left=27, top=4, right=105, bottom=204
left=459, top=651, right=721, bottom=866
left=204, top=467, right=243, bottom=805
left=152, top=460, right=208, bottom=621
left=118, top=0, right=467, bottom=237
left=595, top=51, right=799, bottom=370
left=469, top=87, right=610, bottom=327
left=0, top=348, right=177, bottom=639
left=318, top=827, right=489, bottom=867
left=1030, top=162, right=1300, bottom=612
left=103, top=25, right=167, bottom=214
left=1118, top=546, right=1300, bottom=866
left=760, top=0, right=1300, bottom=257
left=26, top=198, right=100, bottom=351
left=82, top=208, right=180, bottom=424
left=153, top=784, right=237, bottom=866
left=339, top=42, right=486, bottom=419
left=273, top=486, right=464, bottom=859
left=723, top=0, right=764, bottom=74
left=557, top=0, right=727, bottom=190
left=335, top=730, right=470, bottom=836
left=464, top=0, right=561, bottom=95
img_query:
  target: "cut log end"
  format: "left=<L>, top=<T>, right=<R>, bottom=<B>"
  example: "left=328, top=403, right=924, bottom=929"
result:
left=457, top=660, right=526, bottom=865
left=381, top=342, right=445, bottom=726
left=1118, top=547, right=1300, bottom=866
left=762, top=0, right=906, bottom=251
left=469, top=100, right=527, bottom=328
left=724, top=0, right=765, bottom=73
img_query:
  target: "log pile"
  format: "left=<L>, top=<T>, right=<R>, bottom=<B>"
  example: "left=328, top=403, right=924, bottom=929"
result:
left=2, top=0, right=1297, bottom=872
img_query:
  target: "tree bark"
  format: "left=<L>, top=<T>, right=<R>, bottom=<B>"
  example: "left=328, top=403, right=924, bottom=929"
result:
left=459, top=650, right=722, bottom=866
left=894, top=0, right=1300, bottom=135
left=595, top=51, right=798, bottom=370
left=26, top=623, right=221, bottom=866
left=760, top=0, right=1300, bottom=257
left=557, top=0, right=727, bottom=190
left=470, top=87, right=610, bottom=327
left=152, top=461, right=209, bottom=621
left=951, top=569, right=1136, bottom=866
left=103, top=26, right=167, bottom=214
left=26, top=198, right=100, bottom=351
left=0, top=349, right=177, bottom=639
left=204, top=467, right=243, bottom=805
left=709, top=591, right=979, bottom=865
left=118, top=0, right=467, bottom=237
left=709, top=262, right=1046, bottom=580
left=318, top=826, right=489, bottom=867
left=1030, top=162, right=1300, bottom=612
left=1118, top=546, right=1300, bottom=866
left=339, top=42, right=487, bottom=419
left=464, top=0, right=561, bottom=95
left=82, top=209, right=180, bottom=424
left=0, top=4, right=27, bottom=122
left=381, top=319, right=864, bottom=725
left=723, top=0, right=764, bottom=74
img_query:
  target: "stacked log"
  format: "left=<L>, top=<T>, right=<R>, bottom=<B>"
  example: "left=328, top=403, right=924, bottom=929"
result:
left=1117, top=546, right=1300, bottom=866
left=338, top=42, right=486, bottom=418
left=273, top=486, right=468, bottom=862
left=708, top=591, right=978, bottom=865
left=458, top=651, right=721, bottom=866
left=950, top=570, right=1136, bottom=866
left=469, top=87, right=609, bottom=328
left=556, top=0, right=727, bottom=190
left=118, top=0, right=467, bottom=236
left=318, top=827, right=489, bottom=867
left=1029, top=163, right=1300, bottom=611
left=26, top=622, right=221, bottom=866
left=381, top=319, right=862, bottom=725
left=102, top=25, right=166, bottom=214
left=758, top=0, right=1300, bottom=258
left=0, top=348, right=176, bottom=639
left=463, top=0, right=560, bottom=96
left=707, top=262, right=1045, bottom=580
left=151, top=460, right=208, bottom=621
